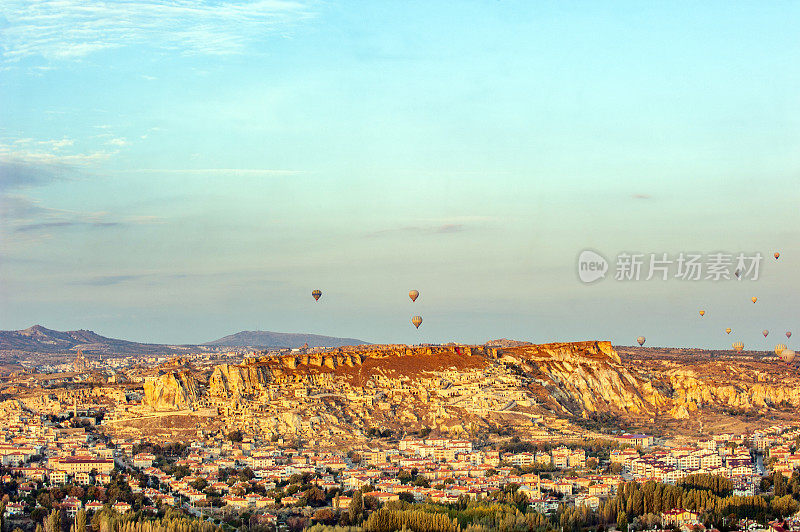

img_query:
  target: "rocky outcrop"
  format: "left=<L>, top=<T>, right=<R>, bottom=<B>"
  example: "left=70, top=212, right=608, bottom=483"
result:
left=500, top=341, right=668, bottom=416
left=667, top=368, right=800, bottom=412
left=209, top=364, right=273, bottom=398
left=143, top=372, right=199, bottom=411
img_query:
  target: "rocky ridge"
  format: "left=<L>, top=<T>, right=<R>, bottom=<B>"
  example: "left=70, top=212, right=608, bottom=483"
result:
left=139, top=341, right=800, bottom=425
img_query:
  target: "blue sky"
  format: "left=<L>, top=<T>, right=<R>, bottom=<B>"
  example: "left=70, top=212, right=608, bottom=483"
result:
left=1, top=1, right=799, bottom=348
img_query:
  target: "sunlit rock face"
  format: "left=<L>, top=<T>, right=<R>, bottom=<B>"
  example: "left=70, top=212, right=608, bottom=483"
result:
left=143, top=340, right=800, bottom=423
left=143, top=372, right=199, bottom=411
left=208, top=364, right=272, bottom=398
left=496, top=341, right=669, bottom=416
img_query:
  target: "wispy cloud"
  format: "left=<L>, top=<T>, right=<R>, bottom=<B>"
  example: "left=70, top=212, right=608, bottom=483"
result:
left=0, top=139, right=114, bottom=191
left=632, top=193, right=652, bottom=200
left=366, top=223, right=467, bottom=238
left=14, top=220, right=121, bottom=233
left=114, top=168, right=303, bottom=176
left=1, top=0, right=316, bottom=62
left=70, top=268, right=277, bottom=287
left=1, top=193, right=162, bottom=239
left=75, top=274, right=145, bottom=286
left=0, top=140, right=113, bottom=166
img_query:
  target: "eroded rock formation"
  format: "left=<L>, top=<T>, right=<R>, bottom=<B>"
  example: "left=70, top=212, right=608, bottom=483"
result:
left=143, top=371, right=199, bottom=411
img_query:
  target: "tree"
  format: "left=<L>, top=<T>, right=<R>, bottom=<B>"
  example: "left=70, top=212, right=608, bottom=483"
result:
left=312, top=508, right=335, bottom=524
left=71, top=510, right=87, bottom=532
left=617, top=510, right=628, bottom=532
left=398, top=492, right=415, bottom=503
left=190, top=478, right=207, bottom=491
left=227, top=430, right=243, bottom=443
left=364, top=495, right=380, bottom=510
left=304, top=487, right=326, bottom=506
left=43, top=509, right=60, bottom=532
left=349, top=490, right=364, bottom=524
left=771, top=494, right=799, bottom=517
left=774, top=472, right=787, bottom=497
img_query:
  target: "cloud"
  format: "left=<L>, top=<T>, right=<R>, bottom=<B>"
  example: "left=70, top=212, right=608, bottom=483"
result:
left=75, top=274, right=145, bottom=286
left=0, top=140, right=114, bottom=191
left=1, top=192, right=162, bottom=239
left=0, top=136, right=159, bottom=249
left=0, top=194, right=55, bottom=219
left=106, top=138, right=128, bottom=147
left=632, top=193, right=652, bottom=200
left=435, top=223, right=465, bottom=234
left=1, top=0, right=316, bottom=62
left=0, top=142, right=113, bottom=166
left=114, top=168, right=303, bottom=176
left=0, top=160, right=70, bottom=191
left=38, top=138, right=74, bottom=150
left=366, top=224, right=467, bottom=238
left=14, top=220, right=121, bottom=233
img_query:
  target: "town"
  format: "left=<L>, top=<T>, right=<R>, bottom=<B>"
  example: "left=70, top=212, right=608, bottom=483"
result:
left=0, top=392, right=798, bottom=532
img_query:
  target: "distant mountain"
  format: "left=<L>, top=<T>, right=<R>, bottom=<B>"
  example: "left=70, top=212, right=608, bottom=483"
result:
left=0, top=325, right=193, bottom=355
left=204, top=330, right=369, bottom=348
left=484, top=338, right=532, bottom=348
left=0, top=325, right=369, bottom=357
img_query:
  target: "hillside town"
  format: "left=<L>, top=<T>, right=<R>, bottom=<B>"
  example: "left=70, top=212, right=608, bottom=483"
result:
left=0, top=391, right=798, bottom=532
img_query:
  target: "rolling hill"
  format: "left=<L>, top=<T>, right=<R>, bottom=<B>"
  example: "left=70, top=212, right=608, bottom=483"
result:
left=0, top=325, right=187, bottom=355
left=203, top=330, right=369, bottom=348
left=0, top=325, right=369, bottom=356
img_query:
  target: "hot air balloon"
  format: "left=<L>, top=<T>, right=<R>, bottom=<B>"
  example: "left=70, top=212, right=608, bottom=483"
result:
left=781, top=350, right=796, bottom=363
left=775, top=344, right=787, bottom=355
left=312, top=289, right=322, bottom=301
left=725, top=328, right=732, bottom=335
left=699, top=310, right=706, bottom=317
left=752, top=297, right=758, bottom=304
left=786, top=331, right=792, bottom=339
left=774, top=252, right=780, bottom=260
left=636, top=336, right=646, bottom=346
left=409, top=290, right=419, bottom=302
left=763, top=329, right=769, bottom=338
left=732, top=342, right=744, bottom=352
left=411, top=316, right=423, bottom=329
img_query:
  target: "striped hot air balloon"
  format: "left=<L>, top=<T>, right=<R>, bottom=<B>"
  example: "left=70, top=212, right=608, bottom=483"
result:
left=312, top=289, right=322, bottom=301
left=725, top=328, right=732, bottom=335
left=774, top=252, right=780, bottom=260
left=732, top=342, right=744, bottom=352
left=699, top=310, right=706, bottom=317
left=752, top=297, right=758, bottom=304
left=775, top=344, right=787, bottom=355
left=786, top=331, right=792, bottom=339
left=636, top=336, right=646, bottom=346
left=781, top=350, right=796, bottom=363
left=763, top=329, right=769, bottom=338
left=411, top=316, right=423, bottom=329
left=409, top=290, right=419, bottom=302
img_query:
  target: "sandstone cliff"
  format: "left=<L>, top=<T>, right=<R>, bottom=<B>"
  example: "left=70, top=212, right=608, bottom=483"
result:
left=498, top=341, right=669, bottom=416
left=209, top=364, right=273, bottom=398
left=143, top=372, right=199, bottom=411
